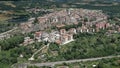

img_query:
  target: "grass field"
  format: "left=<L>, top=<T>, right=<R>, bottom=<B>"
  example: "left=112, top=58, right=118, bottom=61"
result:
left=0, top=14, right=11, bottom=22
left=4, top=2, right=16, bottom=8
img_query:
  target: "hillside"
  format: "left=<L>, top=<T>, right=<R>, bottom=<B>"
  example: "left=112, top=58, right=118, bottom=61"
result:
left=0, top=0, right=120, bottom=68
left=0, top=0, right=120, bottom=32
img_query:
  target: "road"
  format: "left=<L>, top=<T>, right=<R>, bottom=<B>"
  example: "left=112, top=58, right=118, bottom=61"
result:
left=0, top=27, right=17, bottom=35
left=26, top=55, right=120, bottom=67
left=28, top=43, right=50, bottom=60
left=0, top=27, right=18, bottom=40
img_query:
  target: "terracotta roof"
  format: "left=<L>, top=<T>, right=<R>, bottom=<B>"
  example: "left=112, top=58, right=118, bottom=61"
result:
left=55, top=40, right=61, bottom=44
left=56, top=24, right=65, bottom=28
left=35, top=32, right=42, bottom=37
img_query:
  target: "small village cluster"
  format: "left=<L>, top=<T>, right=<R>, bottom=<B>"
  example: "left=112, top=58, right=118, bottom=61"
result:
left=21, top=8, right=120, bottom=45
left=23, top=28, right=75, bottom=45
left=20, top=8, right=108, bottom=32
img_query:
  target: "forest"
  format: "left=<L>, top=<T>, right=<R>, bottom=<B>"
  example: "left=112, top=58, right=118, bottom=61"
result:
left=46, top=33, right=120, bottom=61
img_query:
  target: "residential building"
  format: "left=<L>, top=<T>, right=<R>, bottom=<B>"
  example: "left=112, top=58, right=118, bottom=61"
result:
left=23, top=37, right=34, bottom=45
left=60, top=34, right=74, bottom=45
left=69, top=28, right=77, bottom=34
left=34, top=31, right=42, bottom=42
left=60, top=29, right=66, bottom=35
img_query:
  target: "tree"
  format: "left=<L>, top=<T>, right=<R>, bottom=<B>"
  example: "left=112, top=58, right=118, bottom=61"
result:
left=49, top=43, right=59, bottom=51
left=0, top=36, right=24, bottom=50
left=33, top=17, right=38, bottom=24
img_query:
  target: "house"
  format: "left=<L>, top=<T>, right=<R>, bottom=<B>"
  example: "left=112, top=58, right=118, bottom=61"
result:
left=34, top=31, right=42, bottom=42
left=96, top=22, right=105, bottom=29
left=60, top=34, right=74, bottom=45
left=60, top=29, right=66, bottom=35
left=42, top=32, right=49, bottom=42
left=48, top=34, right=56, bottom=42
left=20, top=23, right=29, bottom=30
left=55, top=33, right=61, bottom=40
left=76, top=27, right=81, bottom=33
left=48, top=31, right=60, bottom=42
left=19, top=54, right=24, bottom=58
left=118, top=27, right=120, bottom=32
left=38, top=17, right=47, bottom=23
left=20, top=22, right=33, bottom=33
left=23, top=37, right=34, bottom=45
left=69, top=28, right=77, bottom=34
left=79, top=26, right=88, bottom=33
left=51, top=29, right=74, bottom=45
left=92, top=65, right=96, bottom=68
left=56, top=24, right=65, bottom=28
left=105, top=23, right=110, bottom=28
left=89, top=28, right=95, bottom=33
left=55, top=40, right=62, bottom=45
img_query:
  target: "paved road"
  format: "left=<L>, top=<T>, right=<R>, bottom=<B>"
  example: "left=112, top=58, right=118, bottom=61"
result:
left=0, top=27, right=18, bottom=40
left=0, top=27, right=17, bottom=35
left=26, top=55, right=120, bottom=67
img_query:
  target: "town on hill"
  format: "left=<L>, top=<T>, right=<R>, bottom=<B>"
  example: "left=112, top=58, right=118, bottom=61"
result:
left=0, top=0, right=120, bottom=68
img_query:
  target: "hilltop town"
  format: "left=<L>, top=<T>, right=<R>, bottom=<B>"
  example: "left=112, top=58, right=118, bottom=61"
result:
left=0, top=0, right=120, bottom=68
left=19, top=8, right=120, bottom=46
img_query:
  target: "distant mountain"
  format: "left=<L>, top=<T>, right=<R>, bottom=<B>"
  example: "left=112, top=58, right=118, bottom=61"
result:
left=54, top=0, right=120, bottom=2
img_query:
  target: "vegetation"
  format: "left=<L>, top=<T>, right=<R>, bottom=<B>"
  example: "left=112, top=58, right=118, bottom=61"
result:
left=0, top=35, right=24, bottom=50
left=0, top=35, right=33, bottom=68
left=0, top=35, right=23, bottom=67
left=0, top=35, right=46, bottom=68
left=0, top=0, right=120, bottom=32
left=49, top=43, right=59, bottom=51
left=45, top=33, right=120, bottom=61
left=27, top=57, right=120, bottom=68
left=28, top=66, right=51, bottom=68
left=55, top=57, right=120, bottom=68
left=0, top=22, right=15, bottom=33
left=0, top=0, right=120, bottom=68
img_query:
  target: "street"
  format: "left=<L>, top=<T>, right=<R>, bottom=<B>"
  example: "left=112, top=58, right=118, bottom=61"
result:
left=26, top=55, right=120, bottom=67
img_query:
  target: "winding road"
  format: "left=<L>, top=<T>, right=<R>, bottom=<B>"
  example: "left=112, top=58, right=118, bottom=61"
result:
left=26, top=55, right=120, bottom=67
left=0, top=27, right=18, bottom=40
